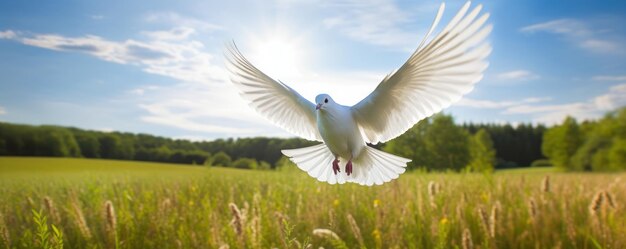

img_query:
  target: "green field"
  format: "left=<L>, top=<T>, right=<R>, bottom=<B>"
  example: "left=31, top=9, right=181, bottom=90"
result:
left=0, top=157, right=624, bottom=249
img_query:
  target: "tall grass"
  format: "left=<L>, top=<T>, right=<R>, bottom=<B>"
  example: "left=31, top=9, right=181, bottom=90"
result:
left=0, top=157, right=624, bottom=248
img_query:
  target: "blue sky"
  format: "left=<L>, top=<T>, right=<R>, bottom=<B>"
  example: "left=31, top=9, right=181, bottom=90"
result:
left=1, top=0, right=625, bottom=140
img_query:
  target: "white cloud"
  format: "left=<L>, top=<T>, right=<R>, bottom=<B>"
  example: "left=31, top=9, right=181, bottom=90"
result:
left=322, top=0, right=433, bottom=49
left=129, top=85, right=160, bottom=96
left=521, top=19, right=590, bottom=36
left=458, top=97, right=550, bottom=109
left=1, top=28, right=227, bottom=84
left=0, top=30, right=16, bottom=39
left=144, top=12, right=223, bottom=31
left=521, top=18, right=623, bottom=54
left=503, top=83, right=626, bottom=124
left=592, top=75, right=626, bottom=81
left=142, top=27, right=195, bottom=41
left=496, top=70, right=540, bottom=81
left=135, top=82, right=289, bottom=137
left=0, top=106, right=6, bottom=115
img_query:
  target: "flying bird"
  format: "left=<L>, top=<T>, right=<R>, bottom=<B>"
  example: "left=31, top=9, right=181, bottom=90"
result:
left=226, top=1, right=491, bottom=186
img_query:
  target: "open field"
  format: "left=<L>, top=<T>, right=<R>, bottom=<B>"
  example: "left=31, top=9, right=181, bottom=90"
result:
left=0, top=157, right=624, bottom=249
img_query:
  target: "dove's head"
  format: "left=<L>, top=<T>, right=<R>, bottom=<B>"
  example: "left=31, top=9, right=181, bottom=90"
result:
left=315, top=94, right=335, bottom=111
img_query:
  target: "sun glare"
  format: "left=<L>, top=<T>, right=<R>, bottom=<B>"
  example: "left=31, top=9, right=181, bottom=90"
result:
left=250, top=36, right=304, bottom=80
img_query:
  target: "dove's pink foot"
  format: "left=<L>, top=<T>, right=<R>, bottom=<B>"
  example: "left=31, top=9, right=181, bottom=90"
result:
left=345, top=160, right=353, bottom=176
left=332, top=158, right=341, bottom=175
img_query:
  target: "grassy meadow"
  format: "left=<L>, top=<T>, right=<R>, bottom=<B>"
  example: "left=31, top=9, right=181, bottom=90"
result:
left=0, top=157, right=624, bottom=249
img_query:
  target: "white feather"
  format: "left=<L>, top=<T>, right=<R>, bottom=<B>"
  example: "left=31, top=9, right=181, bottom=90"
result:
left=225, top=43, right=322, bottom=141
left=351, top=2, right=492, bottom=144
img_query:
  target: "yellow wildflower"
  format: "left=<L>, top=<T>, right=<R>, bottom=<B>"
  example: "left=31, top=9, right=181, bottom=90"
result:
left=440, top=217, right=448, bottom=225
left=373, top=199, right=381, bottom=208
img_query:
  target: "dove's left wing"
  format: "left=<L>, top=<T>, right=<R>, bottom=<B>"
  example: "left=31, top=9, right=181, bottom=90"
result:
left=351, top=2, right=492, bottom=144
left=226, top=43, right=322, bottom=141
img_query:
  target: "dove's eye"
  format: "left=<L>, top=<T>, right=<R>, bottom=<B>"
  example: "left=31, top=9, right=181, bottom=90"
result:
left=324, top=98, right=328, bottom=103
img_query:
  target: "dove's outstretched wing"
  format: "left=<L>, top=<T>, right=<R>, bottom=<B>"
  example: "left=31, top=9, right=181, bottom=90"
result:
left=351, top=2, right=492, bottom=144
left=226, top=43, right=322, bottom=141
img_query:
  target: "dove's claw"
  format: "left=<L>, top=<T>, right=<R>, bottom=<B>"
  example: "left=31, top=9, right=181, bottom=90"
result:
left=332, top=158, right=340, bottom=175
left=346, top=160, right=353, bottom=176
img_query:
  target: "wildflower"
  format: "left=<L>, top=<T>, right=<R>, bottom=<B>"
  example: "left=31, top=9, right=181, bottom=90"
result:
left=333, top=199, right=340, bottom=207
left=373, top=199, right=381, bottom=208
left=440, top=217, right=449, bottom=225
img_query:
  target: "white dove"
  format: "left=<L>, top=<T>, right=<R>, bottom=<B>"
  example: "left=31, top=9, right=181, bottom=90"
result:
left=226, top=1, right=491, bottom=186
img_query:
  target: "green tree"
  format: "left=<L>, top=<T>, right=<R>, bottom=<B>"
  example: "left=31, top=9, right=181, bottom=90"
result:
left=385, top=114, right=470, bottom=171
left=75, top=133, right=100, bottom=158
left=211, top=151, right=232, bottom=167
left=384, top=118, right=430, bottom=170
left=423, top=114, right=471, bottom=171
left=232, top=158, right=258, bottom=169
left=468, top=129, right=496, bottom=172
left=608, top=138, right=626, bottom=170
left=542, top=117, right=582, bottom=170
left=99, top=134, right=122, bottom=159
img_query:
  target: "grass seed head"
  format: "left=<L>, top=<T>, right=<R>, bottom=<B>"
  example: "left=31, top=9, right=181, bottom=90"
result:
left=228, top=203, right=244, bottom=236
left=43, top=196, right=61, bottom=225
left=104, top=200, right=117, bottom=233
left=589, top=191, right=604, bottom=216
left=541, top=176, right=550, bottom=193
left=490, top=202, right=500, bottom=238
left=72, top=200, right=92, bottom=240
left=528, top=198, right=537, bottom=221
left=346, top=214, right=364, bottom=247
left=477, top=207, right=489, bottom=234
left=0, top=210, right=10, bottom=248
left=313, top=228, right=340, bottom=241
left=462, top=228, right=473, bottom=249
left=428, top=181, right=437, bottom=197
left=603, top=191, right=615, bottom=209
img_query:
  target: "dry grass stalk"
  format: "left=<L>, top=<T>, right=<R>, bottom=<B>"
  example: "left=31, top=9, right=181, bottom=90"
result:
left=477, top=207, right=489, bottom=235
left=490, top=202, right=500, bottom=238
left=104, top=200, right=117, bottom=235
left=541, top=176, right=550, bottom=193
left=228, top=203, right=244, bottom=236
left=589, top=191, right=604, bottom=216
left=528, top=198, right=537, bottom=221
left=428, top=181, right=438, bottom=197
left=462, top=228, right=473, bottom=249
left=603, top=191, right=615, bottom=209
left=71, top=200, right=92, bottom=240
left=159, top=198, right=171, bottom=217
left=346, top=214, right=365, bottom=247
left=43, top=196, right=61, bottom=225
left=313, top=228, right=340, bottom=241
left=428, top=181, right=438, bottom=208
left=250, top=217, right=260, bottom=248
left=0, top=210, right=10, bottom=248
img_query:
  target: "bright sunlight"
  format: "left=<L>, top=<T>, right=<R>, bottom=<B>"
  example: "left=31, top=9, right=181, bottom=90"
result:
left=250, top=35, right=305, bottom=79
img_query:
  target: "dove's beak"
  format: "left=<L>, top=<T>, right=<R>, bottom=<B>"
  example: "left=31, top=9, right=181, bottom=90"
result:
left=315, top=103, right=322, bottom=110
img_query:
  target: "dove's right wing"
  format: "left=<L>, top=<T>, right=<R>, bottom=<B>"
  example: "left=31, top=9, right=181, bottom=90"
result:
left=351, top=2, right=491, bottom=144
left=226, top=43, right=322, bottom=141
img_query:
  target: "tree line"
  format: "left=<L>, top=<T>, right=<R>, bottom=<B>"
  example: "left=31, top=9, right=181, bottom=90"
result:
left=1, top=106, right=622, bottom=171
left=542, top=107, right=626, bottom=171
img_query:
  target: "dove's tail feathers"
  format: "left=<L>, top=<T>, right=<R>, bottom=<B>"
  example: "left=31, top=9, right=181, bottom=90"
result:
left=282, top=144, right=410, bottom=186
left=281, top=144, right=347, bottom=184
left=348, top=146, right=411, bottom=186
